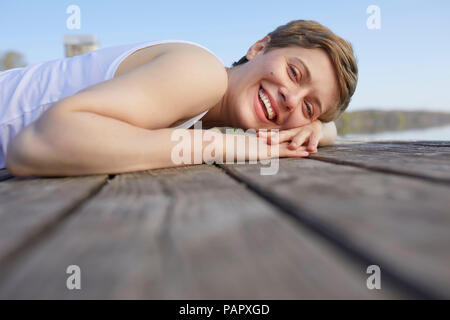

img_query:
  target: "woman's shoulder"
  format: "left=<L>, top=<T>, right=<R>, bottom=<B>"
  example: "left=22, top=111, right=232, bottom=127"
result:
left=114, top=40, right=224, bottom=78
left=53, top=40, right=227, bottom=131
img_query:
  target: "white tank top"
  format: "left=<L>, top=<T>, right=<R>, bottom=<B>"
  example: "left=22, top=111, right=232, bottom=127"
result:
left=0, top=39, right=221, bottom=168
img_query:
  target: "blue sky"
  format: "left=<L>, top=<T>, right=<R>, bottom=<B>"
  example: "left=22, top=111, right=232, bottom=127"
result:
left=1, top=0, right=450, bottom=112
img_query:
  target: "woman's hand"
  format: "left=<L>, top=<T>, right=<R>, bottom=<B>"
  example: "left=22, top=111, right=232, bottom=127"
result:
left=257, top=120, right=323, bottom=154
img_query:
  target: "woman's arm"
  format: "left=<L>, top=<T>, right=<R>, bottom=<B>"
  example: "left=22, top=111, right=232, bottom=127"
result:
left=5, top=108, right=201, bottom=176
left=5, top=43, right=227, bottom=176
left=5, top=106, right=309, bottom=177
left=318, top=121, right=337, bottom=146
left=48, top=43, right=228, bottom=130
left=4, top=42, right=312, bottom=177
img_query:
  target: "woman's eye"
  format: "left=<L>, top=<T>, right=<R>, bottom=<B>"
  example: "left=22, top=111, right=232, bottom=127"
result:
left=288, top=65, right=298, bottom=81
left=305, top=103, right=313, bottom=118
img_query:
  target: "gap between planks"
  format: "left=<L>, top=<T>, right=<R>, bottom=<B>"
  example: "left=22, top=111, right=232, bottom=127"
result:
left=308, top=154, right=450, bottom=186
left=0, top=167, right=401, bottom=299
left=309, top=140, right=450, bottom=185
left=215, top=162, right=444, bottom=300
left=0, top=174, right=115, bottom=274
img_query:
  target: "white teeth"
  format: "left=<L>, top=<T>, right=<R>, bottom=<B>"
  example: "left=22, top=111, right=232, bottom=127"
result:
left=259, top=88, right=275, bottom=120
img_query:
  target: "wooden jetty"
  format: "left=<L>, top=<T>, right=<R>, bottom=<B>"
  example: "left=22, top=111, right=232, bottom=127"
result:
left=0, top=138, right=449, bottom=299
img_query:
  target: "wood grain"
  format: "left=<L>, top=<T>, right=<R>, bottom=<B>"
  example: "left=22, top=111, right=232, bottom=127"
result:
left=0, top=175, right=108, bottom=269
left=335, top=138, right=450, bottom=147
left=220, top=157, right=450, bottom=299
left=310, top=141, right=450, bottom=183
left=0, top=165, right=401, bottom=299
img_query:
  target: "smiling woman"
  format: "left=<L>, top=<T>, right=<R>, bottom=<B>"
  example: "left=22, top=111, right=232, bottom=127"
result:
left=225, top=20, right=358, bottom=125
left=2, top=19, right=358, bottom=177
left=210, top=43, right=341, bottom=130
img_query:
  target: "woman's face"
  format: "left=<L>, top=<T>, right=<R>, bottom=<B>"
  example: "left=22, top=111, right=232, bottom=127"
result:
left=225, top=36, right=339, bottom=130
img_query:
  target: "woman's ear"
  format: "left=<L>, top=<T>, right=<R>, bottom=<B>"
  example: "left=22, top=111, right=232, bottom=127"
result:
left=246, top=35, right=271, bottom=61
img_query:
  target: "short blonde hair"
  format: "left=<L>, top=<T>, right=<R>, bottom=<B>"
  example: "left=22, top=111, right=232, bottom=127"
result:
left=232, top=20, right=358, bottom=122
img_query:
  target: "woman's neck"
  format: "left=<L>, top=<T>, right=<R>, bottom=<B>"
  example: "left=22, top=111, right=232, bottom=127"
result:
left=200, top=67, right=234, bottom=128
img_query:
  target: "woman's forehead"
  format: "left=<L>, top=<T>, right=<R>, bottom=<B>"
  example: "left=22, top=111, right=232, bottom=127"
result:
left=269, top=45, right=327, bottom=59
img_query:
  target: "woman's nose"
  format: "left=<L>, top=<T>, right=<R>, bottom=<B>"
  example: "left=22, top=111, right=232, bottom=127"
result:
left=280, top=87, right=303, bottom=113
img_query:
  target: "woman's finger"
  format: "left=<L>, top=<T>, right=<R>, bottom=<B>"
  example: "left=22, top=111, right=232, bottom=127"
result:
left=288, top=131, right=310, bottom=149
left=267, top=129, right=298, bottom=145
left=307, top=132, right=320, bottom=152
left=257, top=130, right=280, bottom=144
left=281, top=143, right=309, bottom=157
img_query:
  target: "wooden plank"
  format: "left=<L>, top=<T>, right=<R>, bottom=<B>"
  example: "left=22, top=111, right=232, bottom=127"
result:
left=367, top=141, right=450, bottom=148
left=0, top=175, right=108, bottom=268
left=0, top=165, right=402, bottom=299
left=334, top=140, right=450, bottom=158
left=0, top=168, right=12, bottom=182
left=335, top=138, right=450, bottom=147
left=220, top=159, right=450, bottom=299
left=310, top=141, right=450, bottom=183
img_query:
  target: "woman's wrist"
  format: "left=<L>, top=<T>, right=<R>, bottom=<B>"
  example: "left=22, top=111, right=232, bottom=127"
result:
left=208, top=130, right=275, bottom=164
left=318, top=121, right=337, bottom=146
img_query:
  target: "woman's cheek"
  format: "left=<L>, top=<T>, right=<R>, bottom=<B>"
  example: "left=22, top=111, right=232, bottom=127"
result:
left=283, top=113, right=308, bottom=130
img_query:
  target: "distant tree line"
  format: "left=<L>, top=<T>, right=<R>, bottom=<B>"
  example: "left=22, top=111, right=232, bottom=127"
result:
left=0, top=50, right=27, bottom=71
left=336, top=110, right=450, bottom=135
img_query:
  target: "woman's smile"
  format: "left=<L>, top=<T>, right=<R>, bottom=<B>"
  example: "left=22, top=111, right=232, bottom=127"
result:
left=254, top=84, right=278, bottom=125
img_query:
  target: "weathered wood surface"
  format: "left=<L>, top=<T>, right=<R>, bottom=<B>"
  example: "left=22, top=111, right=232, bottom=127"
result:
left=0, top=168, right=12, bottom=181
left=0, top=139, right=448, bottom=299
left=0, top=166, right=401, bottom=299
left=311, top=139, right=450, bottom=183
left=221, top=157, right=450, bottom=299
left=335, top=138, right=450, bottom=146
left=0, top=175, right=108, bottom=269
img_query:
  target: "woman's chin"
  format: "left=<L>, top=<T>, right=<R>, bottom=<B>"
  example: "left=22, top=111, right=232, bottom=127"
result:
left=235, top=103, right=266, bottom=130
left=242, top=116, right=260, bottom=130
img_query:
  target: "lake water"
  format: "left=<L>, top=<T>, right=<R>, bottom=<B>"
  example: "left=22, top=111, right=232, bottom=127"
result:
left=341, top=125, right=450, bottom=141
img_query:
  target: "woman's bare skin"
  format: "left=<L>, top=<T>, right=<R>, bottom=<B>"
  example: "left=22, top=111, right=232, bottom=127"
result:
left=5, top=39, right=338, bottom=177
